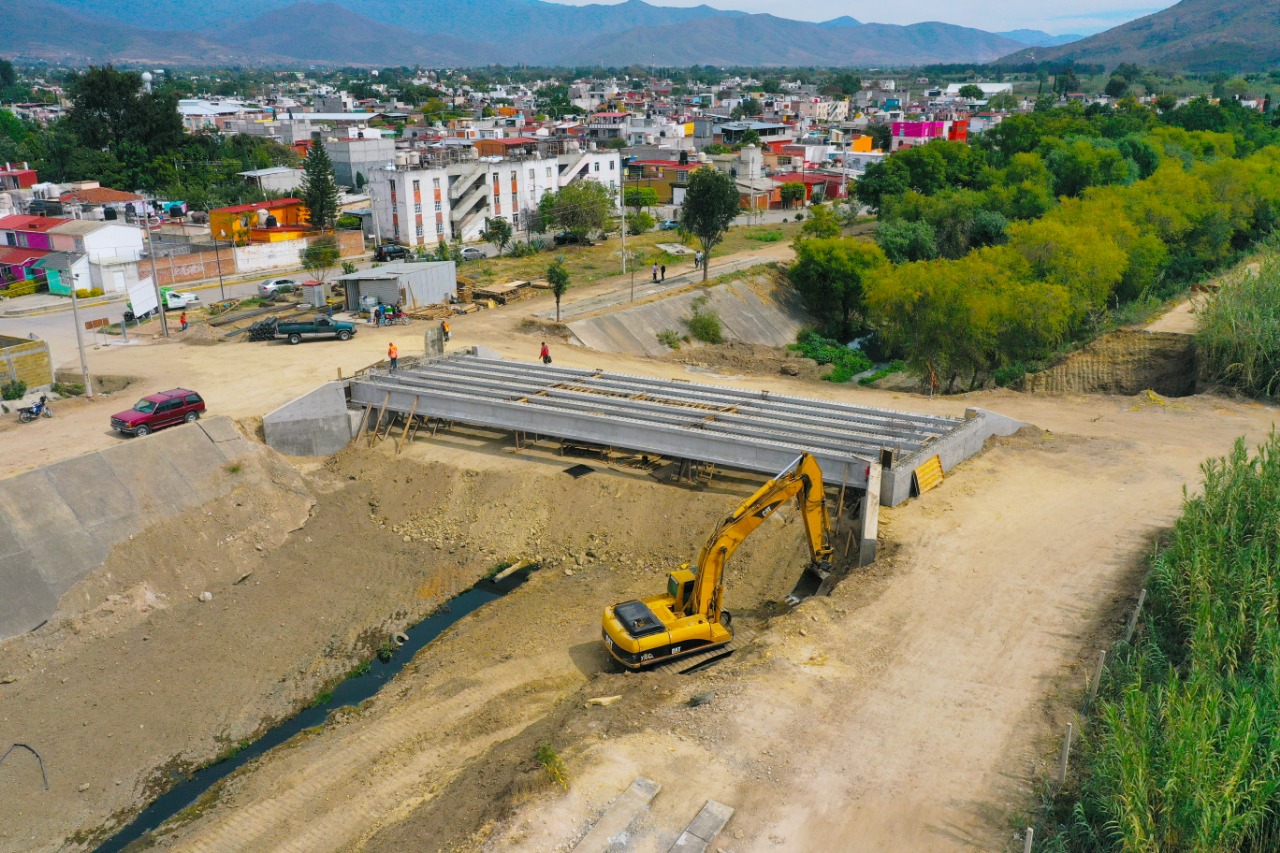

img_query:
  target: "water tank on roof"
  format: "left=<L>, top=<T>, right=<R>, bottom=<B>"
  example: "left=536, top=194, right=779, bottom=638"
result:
left=103, top=207, right=118, bottom=221
left=257, top=208, right=269, bottom=227
left=265, top=214, right=278, bottom=228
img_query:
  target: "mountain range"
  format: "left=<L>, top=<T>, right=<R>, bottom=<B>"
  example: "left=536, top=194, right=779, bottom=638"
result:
left=4, top=0, right=1080, bottom=68
left=998, top=0, right=1280, bottom=72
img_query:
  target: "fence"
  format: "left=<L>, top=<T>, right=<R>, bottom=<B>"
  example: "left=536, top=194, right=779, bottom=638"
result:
left=152, top=230, right=366, bottom=287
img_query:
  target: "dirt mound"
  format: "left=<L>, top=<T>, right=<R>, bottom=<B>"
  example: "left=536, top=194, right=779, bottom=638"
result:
left=1022, top=330, right=1196, bottom=397
left=661, top=341, right=829, bottom=383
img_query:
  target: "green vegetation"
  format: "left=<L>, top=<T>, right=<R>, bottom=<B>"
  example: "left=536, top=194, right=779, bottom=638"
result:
left=683, top=294, right=724, bottom=344
left=536, top=743, right=570, bottom=789
left=801, top=99, right=1280, bottom=392
left=1041, top=435, right=1280, bottom=851
left=1197, top=257, right=1280, bottom=399
left=308, top=691, right=333, bottom=709
left=299, top=237, right=340, bottom=285
left=858, top=360, right=905, bottom=386
left=51, top=381, right=85, bottom=397
left=627, top=211, right=655, bottom=235
left=546, top=259, right=570, bottom=322
left=1, top=379, right=27, bottom=401
left=745, top=229, right=785, bottom=242
left=538, top=180, right=613, bottom=238
left=481, top=216, right=513, bottom=256
left=299, top=139, right=339, bottom=231
left=656, top=329, right=683, bottom=350
left=681, top=167, right=742, bottom=282
left=347, top=661, right=372, bottom=678
left=789, top=330, right=872, bottom=383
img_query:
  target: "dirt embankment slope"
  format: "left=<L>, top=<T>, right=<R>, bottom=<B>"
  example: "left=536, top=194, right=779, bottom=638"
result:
left=0, top=435, right=816, bottom=852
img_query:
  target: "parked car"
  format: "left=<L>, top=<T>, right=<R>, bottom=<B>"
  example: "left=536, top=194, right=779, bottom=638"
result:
left=658, top=219, right=681, bottom=231
left=123, top=287, right=200, bottom=321
left=459, top=246, right=486, bottom=260
left=258, top=278, right=297, bottom=298
left=554, top=231, right=592, bottom=246
left=374, top=244, right=410, bottom=262
left=274, top=315, right=357, bottom=344
left=111, top=389, right=206, bottom=437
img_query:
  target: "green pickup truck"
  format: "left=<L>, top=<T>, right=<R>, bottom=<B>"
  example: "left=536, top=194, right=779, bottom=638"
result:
left=274, top=315, right=357, bottom=344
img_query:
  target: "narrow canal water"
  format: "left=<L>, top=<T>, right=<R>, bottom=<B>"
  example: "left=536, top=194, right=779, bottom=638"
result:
left=96, top=566, right=537, bottom=852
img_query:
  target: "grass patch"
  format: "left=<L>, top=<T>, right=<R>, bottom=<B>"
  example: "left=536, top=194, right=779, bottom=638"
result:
left=347, top=660, right=372, bottom=678
left=1197, top=258, right=1280, bottom=399
left=51, top=380, right=85, bottom=397
left=536, top=743, right=570, bottom=789
left=656, top=329, right=683, bottom=350
left=745, top=229, right=785, bottom=243
left=788, top=330, right=871, bottom=383
left=485, top=560, right=514, bottom=579
left=225, top=463, right=242, bottom=474
left=308, top=690, right=333, bottom=709
left=857, top=360, right=905, bottom=386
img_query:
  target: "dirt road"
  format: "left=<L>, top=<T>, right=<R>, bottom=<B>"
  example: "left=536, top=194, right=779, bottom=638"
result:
left=131, top=390, right=1279, bottom=853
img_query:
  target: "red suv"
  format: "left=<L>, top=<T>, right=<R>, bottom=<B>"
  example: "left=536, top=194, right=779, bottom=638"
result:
left=111, top=389, right=206, bottom=436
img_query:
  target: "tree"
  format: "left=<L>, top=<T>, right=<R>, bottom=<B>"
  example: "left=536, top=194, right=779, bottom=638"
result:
left=66, top=65, right=185, bottom=157
left=300, top=140, right=340, bottom=231
left=628, top=211, right=655, bottom=234
left=300, top=236, right=340, bottom=286
left=547, top=258, right=570, bottom=321
left=680, top=167, right=741, bottom=282
left=875, top=218, right=939, bottom=264
left=790, top=237, right=887, bottom=339
left=624, top=186, right=658, bottom=212
left=958, top=84, right=985, bottom=101
left=1104, top=76, right=1129, bottom=99
left=779, top=182, right=806, bottom=209
left=481, top=216, right=513, bottom=255
left=540, top=180, right=612, bottom=238
left=986, top=93, right=1020, bottom=112
left=799, top=204, right=841, bottom=239
left=739, top=97, right=763, bottom=117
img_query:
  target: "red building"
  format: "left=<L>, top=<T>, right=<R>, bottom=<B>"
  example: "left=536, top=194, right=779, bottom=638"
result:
left=0, top=164, right=38, bottom=191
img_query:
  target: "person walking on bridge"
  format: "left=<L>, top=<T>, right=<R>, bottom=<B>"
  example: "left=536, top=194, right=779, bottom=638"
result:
left=388, top=341, right=399, bottom=372
left=540, top=341, right=551, bottom=364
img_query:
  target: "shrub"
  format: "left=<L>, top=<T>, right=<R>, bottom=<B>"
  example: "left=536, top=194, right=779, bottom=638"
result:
left=536, top=744, right=570, bottom=789
left=51, top=381, right=85, bottom=397
left=1197, top=259, right=1280, bottom=398
left=1, top=379, right=26, bottom=400
left=656, top=329, right=682, bottom=350
left=745, top=229, right=785, bottom=242
left=788, top=329, right=871, bottom=383
left=794, top=212, right=805, bottom=221
left=682, top=294, right=724, bottom=344
left=857, top=360, right=906, bottom=386
left=627, top=211, right=655, bottom=235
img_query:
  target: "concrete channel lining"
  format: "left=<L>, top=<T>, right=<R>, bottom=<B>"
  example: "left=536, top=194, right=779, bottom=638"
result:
left=0, top=419, right=257, bottom=641
left=348, top=353, right=1003, bottom=502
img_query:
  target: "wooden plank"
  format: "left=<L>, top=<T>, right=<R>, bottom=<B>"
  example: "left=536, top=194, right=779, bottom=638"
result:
left=369, top=392, right=390, bottom=446
left=911, top=454, right=944, bottom=496
left=669, top=800, right=735, bottom=853
left=571, top=777, right=661, bottom=853
left=396, top=397, right=419, bottom=454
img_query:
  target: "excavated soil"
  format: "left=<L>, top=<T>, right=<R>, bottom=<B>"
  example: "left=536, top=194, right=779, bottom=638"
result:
left=1023, top=329, right=1197, bottom=397
left=0, top=434, right=830, bottom=853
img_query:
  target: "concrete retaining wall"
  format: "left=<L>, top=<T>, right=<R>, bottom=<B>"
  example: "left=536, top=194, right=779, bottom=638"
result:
left=0, top=417, right=257, bottom=640
left=567, top=276, right=811, bottom=357
left=882, top=408, right=1029, bottom=505
left=263, top=381, right=360, bottom=457
left=0, top=335, right=53, bottom=390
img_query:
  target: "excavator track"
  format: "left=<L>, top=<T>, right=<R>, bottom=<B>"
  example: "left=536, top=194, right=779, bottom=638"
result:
left=653, top=627, right=758, bottom=674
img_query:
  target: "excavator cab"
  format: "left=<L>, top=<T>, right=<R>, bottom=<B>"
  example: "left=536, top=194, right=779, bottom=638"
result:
left=667, top=567, right=696, bottom=615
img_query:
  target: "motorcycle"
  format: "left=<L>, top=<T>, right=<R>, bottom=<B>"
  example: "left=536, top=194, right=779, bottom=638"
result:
left=381, top=308, right=411, bottom=326
left=17, top=395, right=52, bottom=423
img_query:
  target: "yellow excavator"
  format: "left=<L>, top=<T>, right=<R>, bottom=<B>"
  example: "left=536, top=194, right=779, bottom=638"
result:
left=602, top=453, right=835, bottom=670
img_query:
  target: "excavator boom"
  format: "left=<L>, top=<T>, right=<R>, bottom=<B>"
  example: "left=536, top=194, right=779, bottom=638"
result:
left=602, top=453, right=837, bottom=670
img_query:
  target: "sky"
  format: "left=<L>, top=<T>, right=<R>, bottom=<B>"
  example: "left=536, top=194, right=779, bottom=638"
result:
left=544, top=0, right=1179, bottom=35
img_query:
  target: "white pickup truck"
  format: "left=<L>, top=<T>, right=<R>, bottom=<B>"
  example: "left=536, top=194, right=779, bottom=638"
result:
left=125, top=287, right=201, bottom=321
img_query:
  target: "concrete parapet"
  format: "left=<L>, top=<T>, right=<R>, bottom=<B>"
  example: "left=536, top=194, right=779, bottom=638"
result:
left=0, top=418, right=254, bottom=640
left=263, top=381, right=356, bottom=457
left=882, top=408, right=1030, bottom=505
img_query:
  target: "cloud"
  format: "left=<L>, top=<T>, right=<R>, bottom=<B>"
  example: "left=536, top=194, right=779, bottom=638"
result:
left=543, top=0, right=1177, bottom=34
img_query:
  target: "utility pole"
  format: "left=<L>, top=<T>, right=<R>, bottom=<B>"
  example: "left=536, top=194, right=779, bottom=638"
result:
left=64, top=264, right=93, bottom=398
left=212, top=231, right=226, bottom=301
left=619, top=175, right=627, bottom=276
left=143, top=205, right=168, bottom=337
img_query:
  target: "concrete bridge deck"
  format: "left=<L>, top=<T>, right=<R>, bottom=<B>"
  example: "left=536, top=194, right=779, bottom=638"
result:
left=347, top=354, right=1023, bottom=504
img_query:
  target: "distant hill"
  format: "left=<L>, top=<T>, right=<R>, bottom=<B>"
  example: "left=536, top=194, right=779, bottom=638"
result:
left=997, top=0, right=1280, bottom=71
left=1, top=0, right=1069, bottom=68
left=819, top=16, right=863, bottom=29
left=997, top=30, right=1082, bottom=47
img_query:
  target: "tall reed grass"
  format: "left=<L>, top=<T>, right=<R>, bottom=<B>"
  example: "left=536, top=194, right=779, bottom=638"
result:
left=1197, top=257, right=1280, bottom=399
left=1040, top=435, right=1280, bottom=852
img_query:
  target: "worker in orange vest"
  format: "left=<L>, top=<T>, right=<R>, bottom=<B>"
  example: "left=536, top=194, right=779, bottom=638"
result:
left=441, top=319, right=451, bottom=341
left=179, top=311, right=188, bottom=332
left=388, top=342, right=398, bottom=371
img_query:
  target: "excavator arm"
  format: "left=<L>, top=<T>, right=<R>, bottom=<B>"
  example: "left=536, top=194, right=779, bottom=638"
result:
left=688, top=453, right=835, bottom=624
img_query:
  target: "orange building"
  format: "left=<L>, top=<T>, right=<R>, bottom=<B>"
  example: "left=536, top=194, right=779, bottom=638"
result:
left=209, top=198, right=310, bottom=244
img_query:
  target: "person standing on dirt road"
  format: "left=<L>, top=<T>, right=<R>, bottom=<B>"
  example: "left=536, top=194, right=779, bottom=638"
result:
left=441, top=319, right=451, bottom=342
left=660, top=265, right=666, bottom=281
left=651, top=262, right=658, bottom=282
left=388, top=342, right=398, bottom=372
left=179, top=311, right=188, bottom=332
left=540, top=341, right=551, bottom=364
